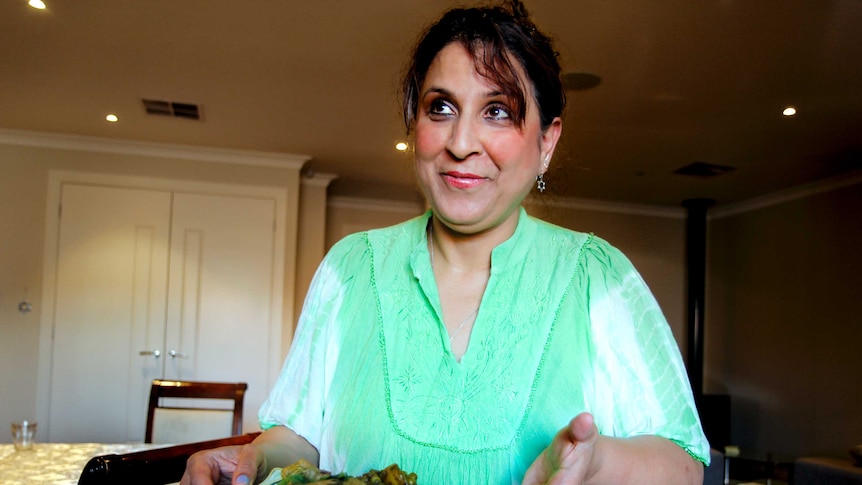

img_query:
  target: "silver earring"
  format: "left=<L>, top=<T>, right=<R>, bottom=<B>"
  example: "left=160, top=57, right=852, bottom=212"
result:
left=536, top=174, right=546, bottom=192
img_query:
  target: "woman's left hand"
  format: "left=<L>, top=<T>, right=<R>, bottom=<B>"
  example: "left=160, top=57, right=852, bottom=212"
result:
left=522, top=412, right=599, bottom=485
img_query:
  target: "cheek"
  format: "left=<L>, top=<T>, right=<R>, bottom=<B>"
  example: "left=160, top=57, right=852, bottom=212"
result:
left=413, top=125, right=441, bottom=188
left=486, top=133, right=540, bottom=171
left=413, top=122, right=446, bottom=159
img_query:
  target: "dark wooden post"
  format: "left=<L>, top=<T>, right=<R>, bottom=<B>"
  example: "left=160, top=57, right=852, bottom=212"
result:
left=682, top=198, right=731, bottom=448
left=682, top=198, right=714, bottom=397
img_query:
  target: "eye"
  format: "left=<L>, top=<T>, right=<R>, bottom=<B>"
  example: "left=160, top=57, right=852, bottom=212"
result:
left=485, top=103, right=511, bottom=122
left=427, top=98, right=456, bottom=118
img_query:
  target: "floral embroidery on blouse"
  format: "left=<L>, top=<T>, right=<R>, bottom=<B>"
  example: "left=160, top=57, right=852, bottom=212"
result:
left=375, top=217, right=586, bottom=451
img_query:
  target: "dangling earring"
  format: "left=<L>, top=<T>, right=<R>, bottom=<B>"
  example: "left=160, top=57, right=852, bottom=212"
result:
left=537, top=153, right=550, bottom=192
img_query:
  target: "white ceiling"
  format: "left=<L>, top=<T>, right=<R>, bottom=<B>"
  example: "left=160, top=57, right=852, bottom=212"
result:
left=2, top=1, right=860, bottom=207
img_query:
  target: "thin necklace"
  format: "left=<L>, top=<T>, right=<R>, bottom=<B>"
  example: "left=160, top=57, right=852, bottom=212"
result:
left=429, top=221, right=480, bottom=342
left=449, top=307, right=479, bottom=341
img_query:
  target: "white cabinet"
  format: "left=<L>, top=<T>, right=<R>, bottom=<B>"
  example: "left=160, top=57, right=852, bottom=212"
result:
left=41, top=177, right=286, bottom=443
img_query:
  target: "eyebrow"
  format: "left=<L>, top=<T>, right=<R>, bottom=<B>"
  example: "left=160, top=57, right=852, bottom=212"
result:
left=421, top=86, right=507, bottom=100
left=422, top=86, right=452, bottom=98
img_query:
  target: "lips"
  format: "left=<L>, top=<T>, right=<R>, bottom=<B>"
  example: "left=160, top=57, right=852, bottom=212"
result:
left=443, top=171, right=485, bottom=189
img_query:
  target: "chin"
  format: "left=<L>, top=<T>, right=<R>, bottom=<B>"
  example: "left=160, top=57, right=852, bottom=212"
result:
left=432, top=199, right=486, bottom=222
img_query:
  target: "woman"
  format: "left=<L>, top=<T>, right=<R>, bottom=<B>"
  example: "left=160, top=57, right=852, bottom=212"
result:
left=182, top=2, right=710, bottom=484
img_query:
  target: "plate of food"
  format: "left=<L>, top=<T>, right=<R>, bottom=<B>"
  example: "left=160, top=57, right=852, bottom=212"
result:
left=259, top=459, right=418, bottom=485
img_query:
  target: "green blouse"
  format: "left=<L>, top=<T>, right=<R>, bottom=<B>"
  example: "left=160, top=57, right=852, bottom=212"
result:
left=260, top=208, right=710, bottom=484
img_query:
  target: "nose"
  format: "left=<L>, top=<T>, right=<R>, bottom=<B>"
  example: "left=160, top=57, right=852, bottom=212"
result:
left=446, top=117, right=482, bottom=161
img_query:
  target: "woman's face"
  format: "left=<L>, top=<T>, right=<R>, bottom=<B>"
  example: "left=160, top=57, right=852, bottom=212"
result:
left=414, top=42, right=561, bottom=236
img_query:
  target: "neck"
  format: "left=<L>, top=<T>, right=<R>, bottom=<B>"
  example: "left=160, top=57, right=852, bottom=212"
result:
left=428, top=214, right=518, bottom=273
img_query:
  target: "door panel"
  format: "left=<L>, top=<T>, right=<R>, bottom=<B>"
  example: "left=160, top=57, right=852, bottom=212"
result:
left=164, top=193, right=277, bottom=431
left=49, top=184, right=171, bottom=442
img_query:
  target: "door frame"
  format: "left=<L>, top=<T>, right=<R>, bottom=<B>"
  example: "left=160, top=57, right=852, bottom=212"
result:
left=36, top=170, right=289, bottom=439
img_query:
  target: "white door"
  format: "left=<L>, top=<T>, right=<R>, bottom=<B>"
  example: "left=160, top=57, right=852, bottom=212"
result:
left=49, top=184, right=171, bottom=443
left=47, top=182, right=282, bottom=443
left=161, top=192, right=278, bottom=434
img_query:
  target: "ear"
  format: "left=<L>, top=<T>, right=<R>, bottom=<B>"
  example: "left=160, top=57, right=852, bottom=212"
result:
left=539, top=117, right=562, bottom=173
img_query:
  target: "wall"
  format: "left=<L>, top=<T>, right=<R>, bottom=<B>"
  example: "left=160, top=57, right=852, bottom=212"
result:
left=705, top=180, right=862, bottom=458
left=294, top=173, right=337, bottom=332
left=325, top=196, right=425, bottom=248
left=0, top=136, right=305, bottom=442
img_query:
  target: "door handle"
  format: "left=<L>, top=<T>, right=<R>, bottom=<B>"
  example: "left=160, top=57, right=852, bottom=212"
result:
left=169, top=350, right=189, bottom=359
left=139, top=350, right=161, bottom=359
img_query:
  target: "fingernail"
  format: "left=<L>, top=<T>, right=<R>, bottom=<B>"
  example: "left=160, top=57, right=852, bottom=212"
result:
left=235, top=475, right=250, bottom=485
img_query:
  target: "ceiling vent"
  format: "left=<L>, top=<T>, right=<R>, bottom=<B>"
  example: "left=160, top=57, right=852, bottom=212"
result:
left=562, top=72, right=602, bottom=91
left=142, top=99, right=202, bottom=120
left=674, top=162, right=735, bottom=177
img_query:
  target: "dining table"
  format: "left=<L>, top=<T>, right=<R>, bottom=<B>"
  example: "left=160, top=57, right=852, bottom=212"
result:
left=0, top=442, right=166, bottom=485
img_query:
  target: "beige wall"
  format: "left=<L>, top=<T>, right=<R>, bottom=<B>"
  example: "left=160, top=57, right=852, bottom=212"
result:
left=294, top=174, right=337, bottom=332
left=705, top=182, right=862, bottom=458
left=325, top=197, right=424, bottom=249
left=0, top=140, right=304, bottom=442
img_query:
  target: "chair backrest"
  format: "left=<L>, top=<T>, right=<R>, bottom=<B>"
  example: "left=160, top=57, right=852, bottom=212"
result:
left=145, top=379, right=248, bottom=444
left=79, top=432, right=260, bottom=485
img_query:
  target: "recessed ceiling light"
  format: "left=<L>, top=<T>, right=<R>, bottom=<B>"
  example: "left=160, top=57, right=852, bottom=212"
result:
left=395, top=142, right=408, bottom=151
left=28, top=0, right=46, bottom=9
left=783, top=106, right=797, bottom=117
left=106, top=114, right=119, bottom=123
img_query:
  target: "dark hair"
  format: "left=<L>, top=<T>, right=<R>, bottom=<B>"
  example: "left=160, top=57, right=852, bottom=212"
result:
left=402, top=0, right=565, bottom=133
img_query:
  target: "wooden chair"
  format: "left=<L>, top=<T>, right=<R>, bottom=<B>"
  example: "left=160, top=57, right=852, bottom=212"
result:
left=78, top=432, right=260, bottom=485
left=145, top=379, right=248, bottom=444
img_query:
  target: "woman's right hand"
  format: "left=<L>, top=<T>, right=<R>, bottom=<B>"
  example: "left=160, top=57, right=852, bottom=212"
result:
left=181, top=426, right=320, bottom=485
left=181, top=443, right=266, bottom=485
